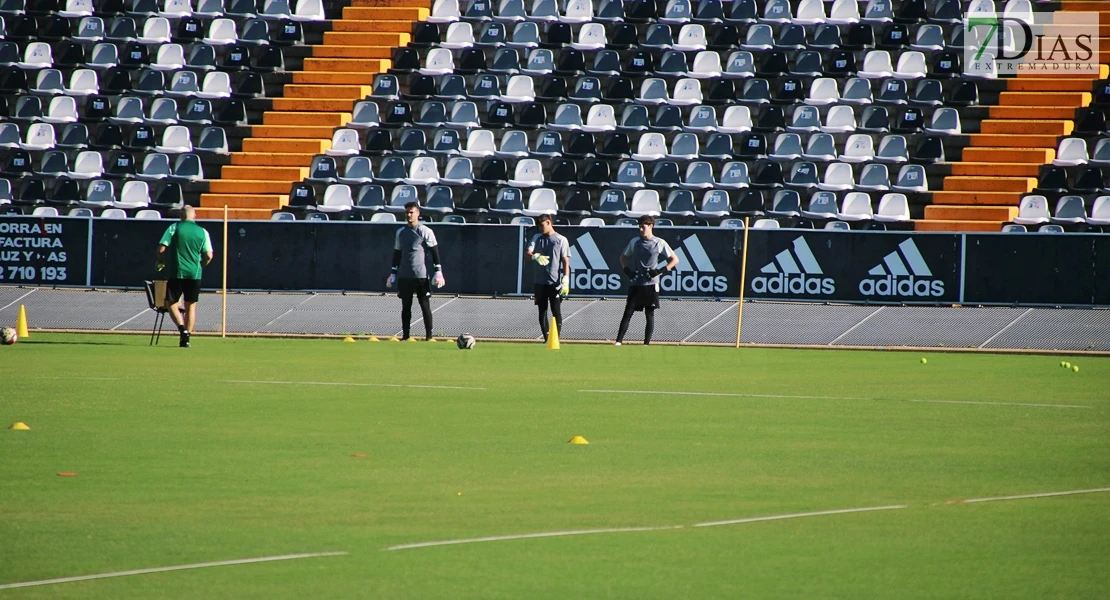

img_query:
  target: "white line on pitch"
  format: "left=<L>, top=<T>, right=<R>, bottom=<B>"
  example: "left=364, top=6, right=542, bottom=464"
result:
left=577, top=389, right=1090, bottom=409
left=957, top=487, right=1110, bottom=504
left=908, top=399, right=1090, bottom=409
left=223, top=380, right=485, bottom=391
left=385, top=526, right=682, bottom=551
left=32, top=376, right=122, bottom=381
left=0, top=552, right=348, bottom=591
left=578, top=389, right=868, bottom=401
left=693, top=505, right=906, bottom=528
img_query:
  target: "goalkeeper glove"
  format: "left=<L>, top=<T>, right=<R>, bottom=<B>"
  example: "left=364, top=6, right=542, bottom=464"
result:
left=623, top=266, right=635, bottom=279
left=433, top=271, right=446, bottom=288
left=647, top=268, right=663, bottom=279
left=532, top=254, right=551, bottom=266
left=156, top=262, right=165, bottom=272
left=559, top=275, right=570, bottom=297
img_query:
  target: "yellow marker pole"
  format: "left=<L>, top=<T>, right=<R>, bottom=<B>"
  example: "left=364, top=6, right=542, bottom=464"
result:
left=734, top=217, right=750, bottom=348
left=221, top=205, right=228, bottom=338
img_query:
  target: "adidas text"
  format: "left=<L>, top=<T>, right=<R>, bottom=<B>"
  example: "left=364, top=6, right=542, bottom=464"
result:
left=660, top=271, right=727, bottom=294
left=751, top=273, right=835, bottom=295
left=859, top=276, right=944, bottom=297
left=572, top=270, right=622, bottom=291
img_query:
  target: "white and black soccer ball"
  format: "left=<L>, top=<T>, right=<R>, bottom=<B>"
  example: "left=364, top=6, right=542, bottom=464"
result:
left=456, top=333, right=476, bottom=350
left=0, top=327, right=17, bottom=345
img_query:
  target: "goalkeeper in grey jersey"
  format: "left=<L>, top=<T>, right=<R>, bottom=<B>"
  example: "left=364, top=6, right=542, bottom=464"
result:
left=616, top=215, right=679, bottom=345
left=387, top=203, right=444, bottom=341
left=524, top=214, right=571, bottom=342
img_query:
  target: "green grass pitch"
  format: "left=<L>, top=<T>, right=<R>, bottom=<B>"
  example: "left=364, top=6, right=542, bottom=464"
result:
left=1, top=334, right=1108, bottom=599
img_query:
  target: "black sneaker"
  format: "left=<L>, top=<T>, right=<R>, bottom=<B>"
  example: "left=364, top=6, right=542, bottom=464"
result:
left=179, top=331, right=191, bottom=348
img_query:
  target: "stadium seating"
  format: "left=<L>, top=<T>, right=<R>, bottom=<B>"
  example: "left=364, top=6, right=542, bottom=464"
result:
left=0, top=0, right=1105, bottom=231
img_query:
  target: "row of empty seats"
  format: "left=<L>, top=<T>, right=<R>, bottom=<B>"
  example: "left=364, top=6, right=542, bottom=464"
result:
left=1, top=123, right=228, bottom=153
left=425, top=0, right=1035, bottom=28
left=408, top=46, right=972, bottom=80
left=2, top=150, right=209, bottom=180
left=317, top=128, right=949, bottom=168
left=346, top=102, right=966, bottom=139
left=284, top=180, right=914, bottom=223
left=1, top=42, right=288, bottom=73
left=0, top=0, right=325, bottom=22
left=370, top=72, right=977, bottom=108
left=0, top=176, right=179, bottom=211
left=296, top=152, right=932, bottom=192
left=1012, top=195, right=1110, bottom=229
left=2, top=65, right=237, bottom=95
left=6, top=205, right=166, bottom=217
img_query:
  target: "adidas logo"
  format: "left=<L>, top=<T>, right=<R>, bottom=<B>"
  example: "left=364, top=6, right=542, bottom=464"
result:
left=570, top=232, right=622, bottom=291
left=569, top=233, right=728, bottom=293
left=660, top=234, right=727, bottom=293
left=858, top=239, right=945, bottom=297
left=751, top=237, right=836, bottom=295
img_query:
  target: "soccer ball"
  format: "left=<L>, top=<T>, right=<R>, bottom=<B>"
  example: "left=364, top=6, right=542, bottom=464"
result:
left=456, top=333, right=476, bottom=350
left=0, top=327, right=17, bottom=345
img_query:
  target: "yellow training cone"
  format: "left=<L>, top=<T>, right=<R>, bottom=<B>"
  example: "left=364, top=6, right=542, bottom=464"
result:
left=16, top=304, right=29, bottom=339
left=427, top=338, right=437, bottom=342
left=407, top=337, right=417, bottom=343
left=568, top=435, right=588, bottom=445
left=343, top=336, right=356, bottom=343
left=368, top=336, right=380, bottom=342
left=389, top=336, right=400, bottom=342
left=9, top=422, right=30, bottom=430
left=546, top=317, right=561, bottom=350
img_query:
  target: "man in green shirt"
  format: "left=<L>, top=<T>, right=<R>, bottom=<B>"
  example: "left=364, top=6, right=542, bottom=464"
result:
left=156, top=206, right=213, bottom=348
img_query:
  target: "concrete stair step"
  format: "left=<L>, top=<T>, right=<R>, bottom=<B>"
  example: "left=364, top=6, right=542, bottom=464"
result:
left=980, top=120, right=1074, bottom=135
left=220, top=166, right=309, bottom=181
left=283, top=84, right=372, bottom=99
left=195, top=206, right=281, bottom=220
left=1016, top=64, right=1108, bottom=79
left=1059, top=1, right=1110, bottom=11
left=251, top=124, right=340, bottom=138
left=913, top=219, right=1005, bottom=232
left=303, top=58, right=391, bottom=72
left=989, top=106, right=1078, bottom=119
left=998, top=91, right=1092, bottom=107
left=1006, top=78, right=1098, bottom=92
left=929, top=191, right=1025, bottom=206
left=1036, top=22, right=1110, bottom=36
left=961, top=147, right=1056, bottom=163
left=231, top=152, right=318, bottom=166
left=969, top=134, right=1063, bottom=148
left=208, top=180, right=297, bottom=194
left=310, top=45, right=394, bottom=59
left=350, top=0, right=435, bottom=6
left=292, top=71, right=378, bottom=84
left=342, top=6, right=429, bottom=19
left=262, top=111, right=351, bottom=126
left=271, top=98, right=358, bottom=111
left=947, top=163, right=1043, bottom=177
left=199, top=194, right=289, bottom=209
left=322, top=31, right=411, bottom=46
left=943, top=176, right=1037, bottom=193
left=924, top=205, right=1019, bottom=221
left=242, top=137, right=332, bottom=153
left=331, top=20, right=420, bottom=32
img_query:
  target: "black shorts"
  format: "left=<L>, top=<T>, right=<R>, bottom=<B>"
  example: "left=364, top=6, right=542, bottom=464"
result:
left=626, top=284, right=660, bottom=312
left=533, top=284, right=561, bottom=306
left=167, top=278, right=201, bottom=304
left=398, top=277, right=431, bottom=300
